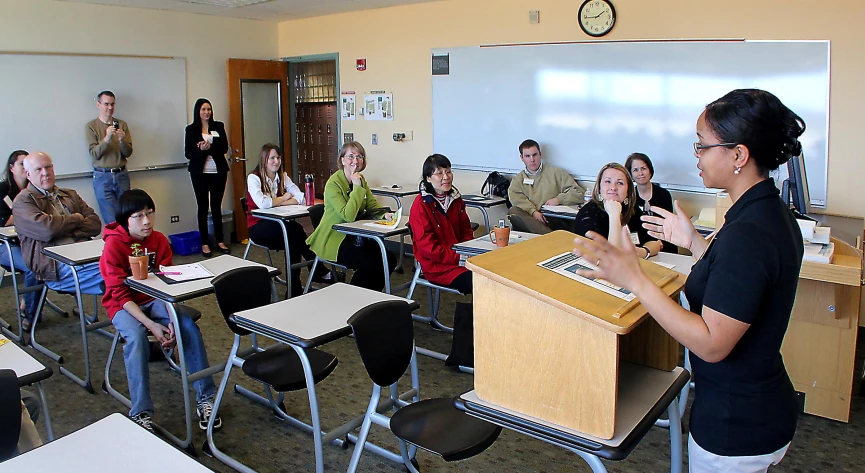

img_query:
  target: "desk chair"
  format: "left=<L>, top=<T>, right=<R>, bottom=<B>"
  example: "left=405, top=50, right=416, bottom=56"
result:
left=303, top=204, right=349, bottom=294
left=27, top=282, right=110, bottom=393
left=239, top=197, right=287, bottom=286
left=0, top=369, right=20, bottom=462
left=404, top=224, right=474, bottom=374
left=0, top=250, right=68, bottom=342
left=206, top=266, right=339, bottom=472
left=345, top=300, right=501, bottom=473
left=102, top=305, right=203, bottom=406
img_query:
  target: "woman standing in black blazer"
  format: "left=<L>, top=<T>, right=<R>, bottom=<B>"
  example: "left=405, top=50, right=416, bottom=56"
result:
left=185, top=98, right=230, bottom=257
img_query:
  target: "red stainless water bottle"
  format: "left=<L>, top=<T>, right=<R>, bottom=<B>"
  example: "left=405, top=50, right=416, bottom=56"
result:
left=304, top=174, right=315, bottom=204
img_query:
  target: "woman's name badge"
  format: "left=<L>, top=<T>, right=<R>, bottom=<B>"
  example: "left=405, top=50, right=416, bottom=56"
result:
left=3, top=196, right=12, bottom=208
left=630, top=232, right=640, bottom=245
left=523, top=178, right=534, bottom=185
left=210, top=131, right=220, bottom=138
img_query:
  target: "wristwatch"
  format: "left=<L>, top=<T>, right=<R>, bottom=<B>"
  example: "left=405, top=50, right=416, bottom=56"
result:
left=641, top=246, right=651, bottom=260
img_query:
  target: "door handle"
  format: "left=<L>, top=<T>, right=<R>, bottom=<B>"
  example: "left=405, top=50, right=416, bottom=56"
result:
left=234, top=157, right=247, bottom=162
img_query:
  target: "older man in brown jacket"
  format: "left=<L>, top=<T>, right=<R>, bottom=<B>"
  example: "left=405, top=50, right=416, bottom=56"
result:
left=12, top=152, right=103, bottom=296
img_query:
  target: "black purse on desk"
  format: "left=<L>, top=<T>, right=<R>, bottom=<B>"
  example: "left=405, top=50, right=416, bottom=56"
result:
left=481, top=172, right=511, bottom=208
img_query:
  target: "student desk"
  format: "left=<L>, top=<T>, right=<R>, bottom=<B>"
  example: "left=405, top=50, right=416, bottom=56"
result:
left=540, top=204, right=582, bottom=221
left=0, top=334, right=54, bottom=440
left=371, top=185, right=419, bottom=269
left=230, top=283, right=420, bottom=473
left=460, top=194, right=507, bottom=232
left=456, top=364, right=689, bottom=473
left=333, top=220, right=410, bottom=293
left=108, top=255, right=280, bottom=453
left=452, top=231, right=539, bottom=257
left=0, top=226, right=67, bottom=343
left=40, top=239, right=108, bottom=392
left=0, top=413, right=214, bottom=472
left=466, top=230, right=685, bottom=439
left=250, top=205, right=312, bottom=298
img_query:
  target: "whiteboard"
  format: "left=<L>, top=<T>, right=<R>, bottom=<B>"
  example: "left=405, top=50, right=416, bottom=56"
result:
left=0, top=53, right=188, bottom=176
left=432, top=41, right=829, bottom=205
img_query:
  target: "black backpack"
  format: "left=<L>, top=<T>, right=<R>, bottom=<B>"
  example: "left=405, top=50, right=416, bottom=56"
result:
left=481, top=172, right=511, bottom=208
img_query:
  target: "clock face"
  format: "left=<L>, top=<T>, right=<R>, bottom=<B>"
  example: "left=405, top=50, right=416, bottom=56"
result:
left=579, top=0, right=616, bottom=37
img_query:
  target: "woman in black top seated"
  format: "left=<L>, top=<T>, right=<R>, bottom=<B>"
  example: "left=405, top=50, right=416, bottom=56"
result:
left=572, top=162, right=661, bottom=260
left=626, top=153, right=676, bottom=252
left=0, top=150, right=38, bottom=328
left=573, top=89, right=805, bottom=472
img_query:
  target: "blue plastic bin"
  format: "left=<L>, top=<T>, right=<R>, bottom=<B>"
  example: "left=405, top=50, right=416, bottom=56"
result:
left=169, top=231, right=202, bottom=256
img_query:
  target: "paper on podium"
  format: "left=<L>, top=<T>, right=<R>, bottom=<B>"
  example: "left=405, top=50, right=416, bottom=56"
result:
left=538, top=252, right=635, bottom=301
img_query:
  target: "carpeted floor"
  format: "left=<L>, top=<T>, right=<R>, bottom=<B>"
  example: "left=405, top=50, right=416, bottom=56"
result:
left=5, top=237, right=865, bottom=472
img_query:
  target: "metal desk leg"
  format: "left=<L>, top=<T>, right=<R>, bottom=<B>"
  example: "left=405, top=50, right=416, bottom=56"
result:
left=479, top=206, right=491, bottom=233
left=35, top=381, right=54, bottom=441
left=371, top=236, right=391, bottom=294
left=150, top=302, right=195, bottom=454
left=668, top=397, right=683, bottom=473
left=58, top=265, right=109, bottom=393
left=387, top=195, right=405, bottom=272
left=0, top=240, right=22, bottom=342
left=275, top=219, right=293, bottom=299
left=289, top=344, right=325, bottom=473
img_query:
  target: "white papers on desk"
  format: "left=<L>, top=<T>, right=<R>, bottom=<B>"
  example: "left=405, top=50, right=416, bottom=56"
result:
left=541, top=205, right=580, bottom=215
left=262, top=205, right=310, bottom=217
left=158, top=263, right=214, bottom=282
left=803, top=242, right=834, bottom=264
left=652, top=261, right=676, bottom=270
left=362, top=211, right=402, bottom=229
left=537, top=252, right=634, bottom=301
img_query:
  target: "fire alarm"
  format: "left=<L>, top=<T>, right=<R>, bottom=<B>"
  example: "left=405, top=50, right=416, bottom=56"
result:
left=356, top=59, right=366, bottom=71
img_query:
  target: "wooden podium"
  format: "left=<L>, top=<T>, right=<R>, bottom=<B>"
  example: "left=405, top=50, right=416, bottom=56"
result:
left=466, top=231, right=686, bottom=439
left=782, top=237, right=862, bottom=422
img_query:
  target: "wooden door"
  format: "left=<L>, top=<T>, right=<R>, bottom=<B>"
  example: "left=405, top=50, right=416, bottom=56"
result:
left=226, top=59, right=291, bottom=242
left=295, top=102, right=337, bottom=198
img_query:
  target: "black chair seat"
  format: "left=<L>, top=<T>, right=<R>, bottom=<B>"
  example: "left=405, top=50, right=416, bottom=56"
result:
left=176, top=305, right=202, bottom=323
left=390, top=398, right=502, bottom=462
left=242, top=345, right=338, bottom=392
left=470, top=222, right=480, bottom=232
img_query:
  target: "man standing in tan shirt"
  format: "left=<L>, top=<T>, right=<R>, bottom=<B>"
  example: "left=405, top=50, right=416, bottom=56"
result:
left=86, top=90, right=133, bottom=224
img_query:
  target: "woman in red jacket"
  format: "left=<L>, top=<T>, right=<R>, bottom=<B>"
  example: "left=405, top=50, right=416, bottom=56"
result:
left=408, top=154, right=475, bottom=294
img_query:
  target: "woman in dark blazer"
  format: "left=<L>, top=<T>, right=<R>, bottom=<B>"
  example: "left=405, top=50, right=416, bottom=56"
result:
left=185, top=98, right=230, bottom=257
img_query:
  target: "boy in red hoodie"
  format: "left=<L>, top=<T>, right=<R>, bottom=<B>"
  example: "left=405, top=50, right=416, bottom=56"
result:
left=100, top=189, right=220, bottom=432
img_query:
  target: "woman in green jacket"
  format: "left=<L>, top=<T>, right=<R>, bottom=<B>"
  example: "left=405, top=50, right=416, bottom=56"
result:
left=306, top=141, right=396, bottom=291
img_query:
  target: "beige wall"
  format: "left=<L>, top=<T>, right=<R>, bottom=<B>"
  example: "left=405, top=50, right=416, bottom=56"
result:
left=0, top=0, right=278, bottom=235
left=277, top=0, right=865, bottom=221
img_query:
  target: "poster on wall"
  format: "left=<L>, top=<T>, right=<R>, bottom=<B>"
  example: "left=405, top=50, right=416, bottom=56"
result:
left=341, top=92, right=356, bottom=120
left=363, top=92, right=393, bottom=121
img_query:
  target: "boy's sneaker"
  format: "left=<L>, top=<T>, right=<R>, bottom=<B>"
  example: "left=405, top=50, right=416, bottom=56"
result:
left=197, top=399, right=222, bottom=431
left=131, top=412, right=154, bottom=432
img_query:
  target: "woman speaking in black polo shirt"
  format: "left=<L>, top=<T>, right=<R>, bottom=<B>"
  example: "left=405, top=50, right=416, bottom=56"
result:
left=573, top=89, right=805, bottom=472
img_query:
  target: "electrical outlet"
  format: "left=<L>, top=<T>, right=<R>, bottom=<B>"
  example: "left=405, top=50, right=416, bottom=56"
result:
left=170, top=215, right=180, bottom=223
left=371, top=133, right=378, bottom=145
left=393, top=131, right=413, bottom=142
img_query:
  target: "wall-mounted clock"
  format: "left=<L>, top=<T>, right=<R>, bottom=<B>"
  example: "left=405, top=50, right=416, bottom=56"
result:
left=578, top=0, right=616, bottom=37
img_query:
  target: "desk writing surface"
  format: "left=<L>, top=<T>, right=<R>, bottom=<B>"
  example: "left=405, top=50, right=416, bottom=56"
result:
left=0, top=335, right=48, bottom=381
left=333, top=220, right=409, bottom=237
left=461, top=194, right=507, bottom=207
left=466, top=230, right=684, bottom=334
left=371, top=185, right=420, bottom=197
left=453, top=231, right=538, bottom=255
left=42, top=239, right=104, bottom=265
left=251, top=205, right=310, bottom=219
left=459, top=365, right=686, bottom=450
left=649, top=252, right=695, bottom=276
left=233, top=283, right=417, bottom=345
left=0, top=413, right=214, bottom=472
left=0, top=226, right=16, bottom=240
left=126, top=255, right=278, bottom=302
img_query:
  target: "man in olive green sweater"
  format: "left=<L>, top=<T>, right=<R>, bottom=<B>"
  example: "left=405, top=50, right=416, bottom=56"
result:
left=86, top=90, right=133, bottom=224
left=507, top=139, right=584, bottom=234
